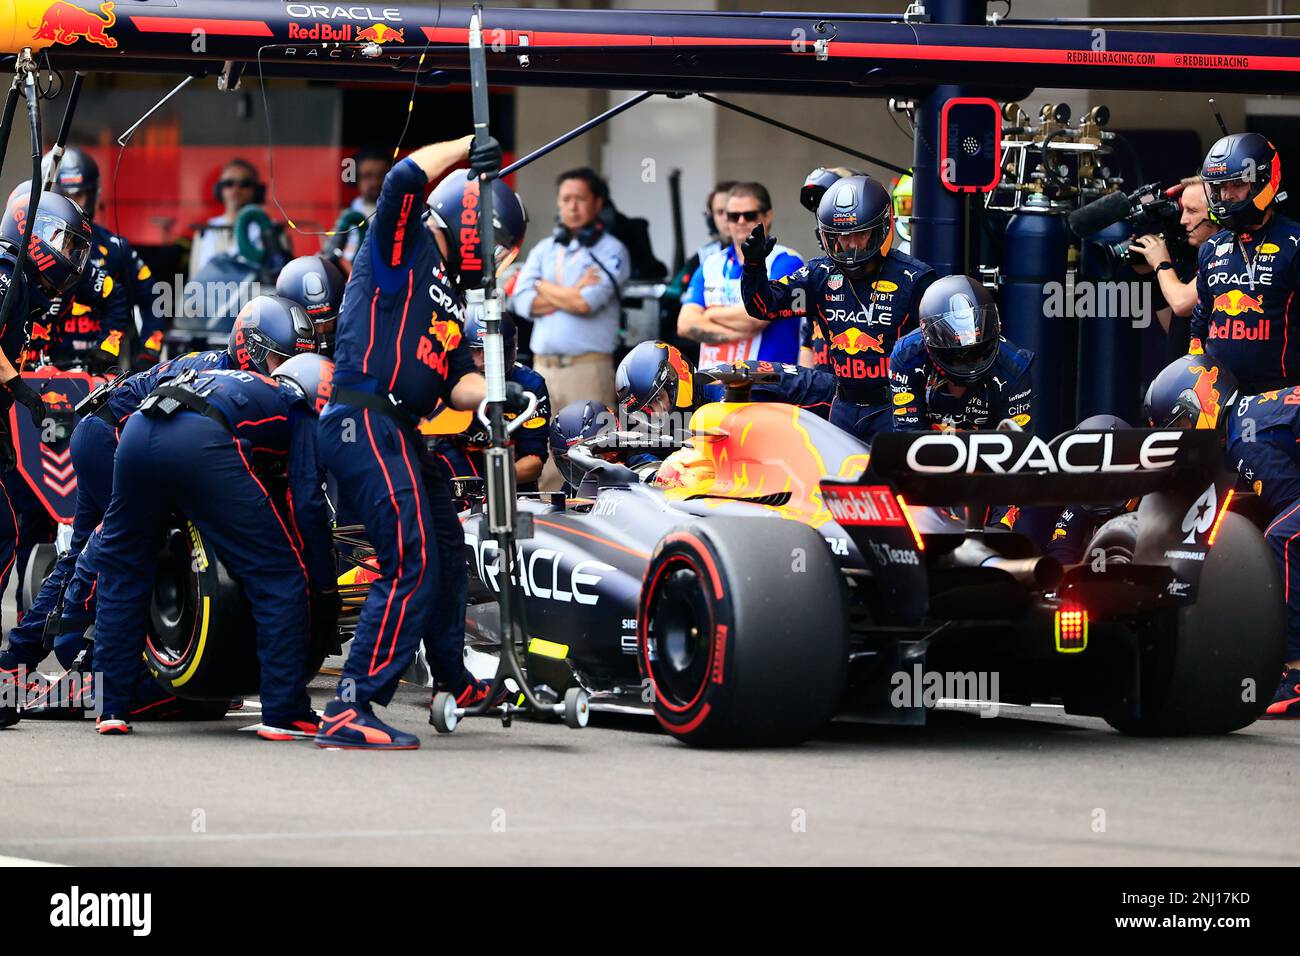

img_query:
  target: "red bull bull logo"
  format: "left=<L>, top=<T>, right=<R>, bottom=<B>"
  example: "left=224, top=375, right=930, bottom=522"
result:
left=1188, top=364, right=1221, bottom=430
left=40, top=391, right=70, bottom=406
left=32, top=0, right=117, bottom=49
left=828, top=327, right=886, bottom=356
left=1211, top=289, right=1265, bottom=317
left=428, top=319, right=462, bottom=353
left=356, top=23, right=404, bottom=43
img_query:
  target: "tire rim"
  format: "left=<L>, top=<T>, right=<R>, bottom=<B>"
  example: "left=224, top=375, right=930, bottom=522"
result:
left=646, top=557, right=715, bottom=711
left=146, top=528, right=198, bottom=666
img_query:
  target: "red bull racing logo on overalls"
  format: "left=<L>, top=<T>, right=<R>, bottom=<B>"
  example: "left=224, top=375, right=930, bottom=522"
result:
left=1210, top=288, right=1268, bottom=341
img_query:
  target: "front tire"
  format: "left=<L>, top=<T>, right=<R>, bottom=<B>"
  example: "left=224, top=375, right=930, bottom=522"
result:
left=639, top=517, right=848, bottom=747
left=1105, top=512, right=1285, bottom=736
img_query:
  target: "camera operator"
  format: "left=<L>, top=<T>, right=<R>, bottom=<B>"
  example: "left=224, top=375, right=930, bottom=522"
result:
left=1129, top=175, right=1217, bottom=359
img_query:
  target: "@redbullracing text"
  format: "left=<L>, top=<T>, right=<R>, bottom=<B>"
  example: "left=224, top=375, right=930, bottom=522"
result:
left=1114, top=891, right=1252, bottom=930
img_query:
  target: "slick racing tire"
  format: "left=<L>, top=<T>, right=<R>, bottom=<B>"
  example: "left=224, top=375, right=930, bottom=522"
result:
left=22, top=542, right=58, bottom=612
left=639, top=517, right=848, bottom=747
left=145, top=520, right=260, bottom=700
left=1105, top=512, right=1284, bottom=736
left=1082, top=512, right=1138, bottom=567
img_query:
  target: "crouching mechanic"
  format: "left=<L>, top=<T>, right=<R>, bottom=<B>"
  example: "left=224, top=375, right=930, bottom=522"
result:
left=1144, top=353, right=1300, bottom=717
left=0, top=296, right=316, bottom=710
left=889, top=275, right=1034, bottom=528
left=615, top=339, right=837, bottom=488
left=315, top=135, right=530, bottom=750
left=741, top=174, right=935, bottom=441
left=90, top=353, right=337, bottom=736
left=890, top=276, right=1035, bottom=432
left=434, top=312, right=550, bottom=493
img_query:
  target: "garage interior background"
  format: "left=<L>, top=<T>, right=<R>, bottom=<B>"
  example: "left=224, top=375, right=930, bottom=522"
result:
left=0, top=0, right=1294, bottom=286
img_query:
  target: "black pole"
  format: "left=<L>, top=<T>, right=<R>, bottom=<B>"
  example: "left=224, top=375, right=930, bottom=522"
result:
left=700, top=93, right=909, bottom=177
left=0, top=59, right=44, bottom=349
left=497, top=91, right=653, bottom=179
left=911, top=0, right=986, bottom=277
left=42, top=71, right=85, bottom=189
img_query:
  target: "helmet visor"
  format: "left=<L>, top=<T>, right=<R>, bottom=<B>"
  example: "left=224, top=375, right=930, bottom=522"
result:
left=921, top=302, right=999, bottom=351
left=821, top=224, right=884, bottom=265
left=34, top=214, right=89, bottom=272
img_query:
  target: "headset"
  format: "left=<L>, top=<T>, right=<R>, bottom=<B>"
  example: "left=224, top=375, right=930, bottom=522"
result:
left=551, top=219, right=603, bottom=247
left=212, top=158, right=268, bottom=205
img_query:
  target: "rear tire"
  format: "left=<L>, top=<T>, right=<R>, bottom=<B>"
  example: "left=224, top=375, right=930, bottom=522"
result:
left=145, top=520, right=259, bottom=700
left=1082, top=512, right=1138, bottom=566
left=639, top=518, right=848, bottom=747
left=1105, top=512, right=1285, bottom=736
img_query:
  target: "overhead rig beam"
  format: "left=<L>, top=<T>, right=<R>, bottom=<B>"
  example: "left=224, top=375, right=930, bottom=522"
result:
left=1, top=1, right=1300, bottom=95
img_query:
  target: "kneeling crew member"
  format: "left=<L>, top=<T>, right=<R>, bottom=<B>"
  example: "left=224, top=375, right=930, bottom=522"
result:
left=315, top=135, right=529, bottom=750
left=741, top=174, right=935, bottom=440
left=91, top=354, right=336, bottom=737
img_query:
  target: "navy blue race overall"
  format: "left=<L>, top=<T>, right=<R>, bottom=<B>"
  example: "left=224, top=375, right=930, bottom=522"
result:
left=1228, top=386, right=1300, bottom=661
left=320, top=157, right=478, bottom=708
left=91, top=368, right=334, bottom=724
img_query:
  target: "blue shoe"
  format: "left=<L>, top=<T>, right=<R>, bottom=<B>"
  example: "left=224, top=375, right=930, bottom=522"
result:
left=314, top=700, right=419, bottom=750
left=1263, top=668, right=1300, bottom=719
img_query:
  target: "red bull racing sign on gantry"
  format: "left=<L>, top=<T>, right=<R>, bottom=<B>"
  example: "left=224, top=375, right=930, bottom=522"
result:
left=7, top=2, right=1300, bottom=96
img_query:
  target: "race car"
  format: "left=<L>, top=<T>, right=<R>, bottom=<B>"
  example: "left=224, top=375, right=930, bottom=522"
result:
left=136, top=367, right=1282, bottom=747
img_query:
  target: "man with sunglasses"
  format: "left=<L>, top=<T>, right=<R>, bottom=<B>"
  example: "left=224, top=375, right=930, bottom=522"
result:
left=677, top=182, right=803, bottom=379
left=742, top=174, right=935, bottom=442
left=189, top=158, right=267, bottom=278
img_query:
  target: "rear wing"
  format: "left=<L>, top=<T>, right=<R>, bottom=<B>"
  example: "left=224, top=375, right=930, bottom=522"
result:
left=839, top=428, right=1237, bottom=604
left=864, top=429, right=1221, bottom=506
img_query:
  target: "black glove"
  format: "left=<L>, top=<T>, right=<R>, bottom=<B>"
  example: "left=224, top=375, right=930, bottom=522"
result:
left=503, top=379, right=530, bottom=415
left=5, top=377, right=45, bottom=428
left=741, top=223, right=776, bottom=268
left=468, top=135, right=502, bottom=180
left=309, top=590, right=343, bottom=659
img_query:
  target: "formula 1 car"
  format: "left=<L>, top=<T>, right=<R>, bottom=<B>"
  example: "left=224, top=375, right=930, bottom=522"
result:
left=138, top=370, right=1282, bottom=747
left=445, top=368, right=1282, bottom=745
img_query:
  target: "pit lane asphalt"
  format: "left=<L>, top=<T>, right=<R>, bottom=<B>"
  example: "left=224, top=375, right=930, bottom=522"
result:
left=4, top=639, right=1296, bottom=867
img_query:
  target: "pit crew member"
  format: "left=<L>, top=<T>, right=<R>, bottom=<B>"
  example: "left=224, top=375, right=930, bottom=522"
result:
left=276, top=254, right=347, bottom=356
left=1144, top=353, right=1300, bottom=717
left=90, top=354, right=336, bottom=737
left=615, top=339, right=836, bottom=489
left=742, top=174, right=935, bottom=441
left=315, top=135, right=528, bottom=750
left=0, top=296, right=315, bottom=700
left=44, top=148, right=161, bottom=368
left=795, top=166, right=862, bottom=370
left=889, top=275, right=1035, bottom=433
left=1189, top=134, right=1300, bottom=394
